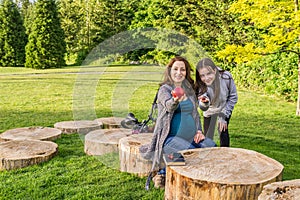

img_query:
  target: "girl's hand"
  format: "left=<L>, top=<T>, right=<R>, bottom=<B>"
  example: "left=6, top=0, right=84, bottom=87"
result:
left=218, top=121, right=227, bottom=132
left=198, top=96, right=209, bottom=103
left=194, top=130, right=205, bottom=144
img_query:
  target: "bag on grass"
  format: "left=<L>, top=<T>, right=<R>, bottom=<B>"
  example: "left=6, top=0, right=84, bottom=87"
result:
left=121, top=91, right=158, bottom=134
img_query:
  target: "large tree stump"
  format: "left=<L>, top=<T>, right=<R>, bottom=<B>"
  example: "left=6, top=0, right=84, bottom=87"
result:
left=0, top=140, right=58, bottom=170
left=165, top=147, right=284, bottom=200
left=54, top=120, right=102, bottom=134
left=0, top=127, right=61, bottom=141
left=119, top=133, right=154, bottom=177
left=258, top=179, right=300, bottom=200
left=84, top=128, right=131, bottom=156
left=94, top=117, right=124, bottom=129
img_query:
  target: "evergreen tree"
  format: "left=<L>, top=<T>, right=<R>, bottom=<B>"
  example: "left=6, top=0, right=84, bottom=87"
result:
left=59, top=0, right=138, bottom=65
left=0, top=0, right=26, bottom=67
left=17, top=0, right=34, bottom=36
left=25, top=0, right=66, bottom=69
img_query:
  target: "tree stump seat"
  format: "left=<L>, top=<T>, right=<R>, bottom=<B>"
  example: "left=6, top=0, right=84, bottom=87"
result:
left=258, top=179, right=300, bottom=200
left=94, top=117, right=124, bottom=129
left=165, top=147, right=284, bottom=200
left=0, top=127, right=61, bottom=141
left=0, top=140, right=58, bottom=170
left=119, top=133, right=154, bottom=177
left=54, top=120, right=102, bottom=134
left=84, top=128, right=132, bottom=156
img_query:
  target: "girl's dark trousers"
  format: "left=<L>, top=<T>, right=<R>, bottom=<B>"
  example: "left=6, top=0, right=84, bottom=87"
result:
left=203, top=114, right=231, bottom=147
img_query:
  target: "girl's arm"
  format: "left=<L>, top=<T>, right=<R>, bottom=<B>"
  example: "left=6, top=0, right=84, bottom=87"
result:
left=220, top=71, right=238, bottom=120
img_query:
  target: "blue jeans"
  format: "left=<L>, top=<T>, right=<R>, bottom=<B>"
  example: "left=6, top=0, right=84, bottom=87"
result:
left=163, top=136, right=216, bottom=155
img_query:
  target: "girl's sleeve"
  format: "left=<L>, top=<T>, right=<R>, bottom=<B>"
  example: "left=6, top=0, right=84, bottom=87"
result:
left=222, top=73, right=238, bottom=118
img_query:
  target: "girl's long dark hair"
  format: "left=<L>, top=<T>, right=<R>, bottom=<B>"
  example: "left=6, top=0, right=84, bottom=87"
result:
left=160, top=56, right=195, bottom=95
left=195, top=58, right=223, bottom=105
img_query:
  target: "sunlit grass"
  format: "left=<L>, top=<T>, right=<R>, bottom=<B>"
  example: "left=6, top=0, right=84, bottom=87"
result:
left=0, top=65, right=299, bottom=199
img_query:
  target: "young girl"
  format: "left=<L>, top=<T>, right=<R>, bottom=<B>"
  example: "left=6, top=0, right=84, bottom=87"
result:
left=195, top=58, right=238, bottom=147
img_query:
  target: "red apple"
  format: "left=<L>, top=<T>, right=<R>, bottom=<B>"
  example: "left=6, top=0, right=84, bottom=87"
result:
left=200, top=96, right=209, bottom=103
left=172, top=87, right=185, bottom=98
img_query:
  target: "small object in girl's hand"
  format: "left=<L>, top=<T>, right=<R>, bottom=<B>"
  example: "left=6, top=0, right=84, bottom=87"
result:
left=200, top=96, right=209, bottom=103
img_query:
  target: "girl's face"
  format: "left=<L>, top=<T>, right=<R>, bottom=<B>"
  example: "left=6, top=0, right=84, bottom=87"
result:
left=198, top=66, right=216, bottom=86
left=170, top=61, right=186, bottom=86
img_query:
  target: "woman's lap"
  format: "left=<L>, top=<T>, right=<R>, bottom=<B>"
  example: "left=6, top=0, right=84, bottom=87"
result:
left=163, top=136, right=216, bottom=154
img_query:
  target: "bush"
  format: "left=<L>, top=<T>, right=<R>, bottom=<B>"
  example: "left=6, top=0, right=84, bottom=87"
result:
left=229, top=53, right=298, bottom=101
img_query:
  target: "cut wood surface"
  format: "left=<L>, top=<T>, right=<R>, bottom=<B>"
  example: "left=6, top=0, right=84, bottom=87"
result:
left=165, top=147, right=284, bottom=200
left=94, top=117, right=124, bottom=129
left=119, top=133, right=154, bottom=177
left=0, top=140, right=58, bottom=170
left=258, top=179, right=300, bottom=200
left=0, top=127, right=61, bottom=141
left=84, top=128, right=132, bottom=156
left=54, top=120, right=102, bottom=134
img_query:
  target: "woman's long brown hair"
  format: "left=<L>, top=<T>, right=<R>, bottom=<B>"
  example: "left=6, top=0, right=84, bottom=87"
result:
left=160, top=56, right=195, bottom=95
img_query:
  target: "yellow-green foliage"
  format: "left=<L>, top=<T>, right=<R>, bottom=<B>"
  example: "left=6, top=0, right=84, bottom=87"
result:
left=218, top=0, right=300, bottom=63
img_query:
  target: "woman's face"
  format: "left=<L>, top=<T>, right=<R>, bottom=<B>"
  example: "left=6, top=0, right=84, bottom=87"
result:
left=198, top=66, right=216, bottom=86
left=170, top=61, right=186, bottom=86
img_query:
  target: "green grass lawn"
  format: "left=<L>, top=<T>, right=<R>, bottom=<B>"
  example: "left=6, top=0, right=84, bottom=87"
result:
left=0, top=65, right=299, bottom=199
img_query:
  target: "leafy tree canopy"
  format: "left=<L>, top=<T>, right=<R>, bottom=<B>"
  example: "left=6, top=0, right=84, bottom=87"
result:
left=217, top=0, right=300, bottom=63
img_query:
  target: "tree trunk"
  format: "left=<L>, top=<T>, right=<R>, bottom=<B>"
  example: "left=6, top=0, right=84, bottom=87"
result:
left=0, top=127, right=61, bottom=141
left=94, top=117, right=124, bottom=129
left=54, top=120, right=102, bottom=134
left=0, top=140, right=58, bottom=170
left=258, top=179, right=300, bottom=200
left=297, top=55, right=300, bottom=115
left=84, top=128, right=131, bottom=156
left=119, top=133, right=154, bottom=177
left=296, top=0, right=300, bottom=115
left=165, top=148, right=284, bottom=200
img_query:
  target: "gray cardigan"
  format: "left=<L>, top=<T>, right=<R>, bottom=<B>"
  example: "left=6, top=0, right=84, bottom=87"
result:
left=199, top=70, right=238, bottom=121
left=139, top=83, right=202, bottom=168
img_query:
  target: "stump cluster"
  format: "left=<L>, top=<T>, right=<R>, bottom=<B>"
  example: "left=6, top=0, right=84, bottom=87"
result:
left=0, top=126, right=61, bottom=170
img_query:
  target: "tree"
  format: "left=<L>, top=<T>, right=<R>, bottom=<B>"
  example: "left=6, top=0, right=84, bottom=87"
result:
left=59, top=0, right=138, bottom=65
left=0, top=0, right=26, bottom=67
left=130, top=0, right=243, bottom=62
left=217, top=0, right=300, bottom=115
left=25, top=0, right=66, bottom=69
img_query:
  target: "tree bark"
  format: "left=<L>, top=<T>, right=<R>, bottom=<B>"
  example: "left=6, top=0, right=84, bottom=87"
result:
left=0, top=127, right=61, bottom=141
left=54, top=120, right=102, bottom=134
left=0, top=140, right=58, bottom=170
left=165, top=148, right=284, bottom=200
left=258, top=179, right=300, bottom=200
left=297, top=55, right=300, bottom=115
left=296, top=0, right=300, bottom=115
left=119, top=133, right=154, bottom=177
left=84, top=128, right=131, bottom=156
left=94, top=117, right=124, bottom=129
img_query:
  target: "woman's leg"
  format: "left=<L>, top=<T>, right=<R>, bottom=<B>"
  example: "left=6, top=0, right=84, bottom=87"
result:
left=219, top=116, right=231, bottom=147
left=163, top=136, right=195, bottom=155
left=192, top=138, right=217, bottom=148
